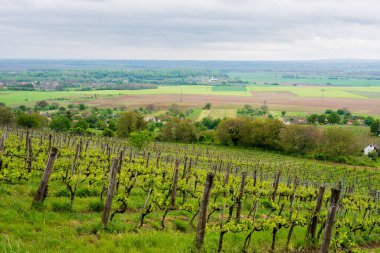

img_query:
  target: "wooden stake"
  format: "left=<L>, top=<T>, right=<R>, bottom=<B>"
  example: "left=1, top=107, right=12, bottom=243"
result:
left=32, top=147, right=58, bottom=205
left=195, top=172, right=215, bottom=250
left=320, top=188, right=340, bottom=253
left=102, top=158, right=119, bottom=226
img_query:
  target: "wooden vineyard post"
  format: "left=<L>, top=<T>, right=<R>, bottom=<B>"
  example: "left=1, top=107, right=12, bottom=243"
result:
left=320, top=188, right=341, bottom=253
left=307, top=186, right=326, bottom=242
left=0, top=128, right=6, bottom=153
left=32, top=147, right=59, bottom=206
left=195, top=172, right=215, bottom=250
left=102, top=158, right=119, bottom=226
left=236, top=172, right=247, bottom=222
left=171, top=159, right=180, bottom=207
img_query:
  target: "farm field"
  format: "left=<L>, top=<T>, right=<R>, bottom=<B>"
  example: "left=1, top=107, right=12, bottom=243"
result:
left=229, top=72, right=380, bottom=86
left=0, top=128, right=379, bottom=253
left=195, top=109, right=237, bottom=121
left=1, top=84, right=380, bottom=115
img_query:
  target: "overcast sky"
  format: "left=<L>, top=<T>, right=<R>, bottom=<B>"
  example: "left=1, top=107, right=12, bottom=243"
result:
left=1, top=0, right=380, bottom=60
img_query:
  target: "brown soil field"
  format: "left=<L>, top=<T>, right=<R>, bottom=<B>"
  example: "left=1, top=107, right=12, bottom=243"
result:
left=78, top=92, right=380, bottom=115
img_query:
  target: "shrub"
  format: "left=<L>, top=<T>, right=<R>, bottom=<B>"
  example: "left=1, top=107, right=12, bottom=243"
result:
left=316, top=127, right=360, bottom=160
left=160, top=118, right=197, bottom=143
left=279, top=125, right=320, bottom=154
left=116, top=111, right=147, bottom=138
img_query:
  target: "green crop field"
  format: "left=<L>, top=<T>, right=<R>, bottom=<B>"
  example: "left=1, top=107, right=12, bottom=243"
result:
left=211, top=86, right=247, bottom=92
left=229, top=72, right=380, bottom=86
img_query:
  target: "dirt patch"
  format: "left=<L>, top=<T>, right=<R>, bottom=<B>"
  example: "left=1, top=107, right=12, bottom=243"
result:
left=77, top=92, right=380, bottom=115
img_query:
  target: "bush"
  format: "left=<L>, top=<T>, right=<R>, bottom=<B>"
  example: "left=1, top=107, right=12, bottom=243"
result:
left=49, top=116, right=71, bottom=132
left=279, top=125, right=320, bottom=154
left=368, top=150, right=378, bottom=160
left=116, top=111, right=147, bottom=137
left=102, top=128, right=114, bottom=137
left=160, top=118, right=197, bottom=143
left=16, top=112, right=47, bottom=129
left=0, top=106, right=14, bottom=125
left=129, top=130, right=153, bottom=149
left=216, top=117, right=248, bottom=146
left=316, top=127, right=360, bottom=160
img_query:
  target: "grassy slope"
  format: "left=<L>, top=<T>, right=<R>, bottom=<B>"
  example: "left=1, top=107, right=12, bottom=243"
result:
left=0, top=174, right=318, bottom=253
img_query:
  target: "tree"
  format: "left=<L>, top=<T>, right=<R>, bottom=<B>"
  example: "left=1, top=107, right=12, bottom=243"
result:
left=203, top=103, right=212, bottom=110
left=201, top=117, right=221, bottom=130
left=307, top=114, right=318, bottom=124
left=327, top=112, right=340, bottom=124
left=364, top=116, right=375, bottom=126
left=168, top=103, right=183, bottom=116
left=279, top=125, right=320, bottom=154
left=49, top=116, right=71, bottom=132
left=337, top=109, right=345, bottom=115
left=69, top=127, right=87, bottom=135
left=160, top=118, right=197, bottom=143
left=317, top=114, right=327, bottom=124
left=250, top=118, right=284, bottom=149
left=16, top=112, right=47, bottom=129
left=0, top=106, right=14, bottom=125
left=79, top=104, right=87, bottom=110
left=102, top=128, right=114, bottom=137
left=36, top=100, right=49, bottom=108
left=74, top=119, right=89, bottom=130
left=370, top=120, right=380, bottom=136
left=281, top=111, right=286, bottom=117
left=116, top=111, right=147, bottom=138
left=216, top=117, right=247, bottom=146
left=129, top=130, right=153, bottom=149
left=317, top=127, right=360, bottom=159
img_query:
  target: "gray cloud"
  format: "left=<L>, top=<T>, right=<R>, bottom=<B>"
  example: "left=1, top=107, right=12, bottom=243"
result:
left=0, top=0, right=380, bottom=59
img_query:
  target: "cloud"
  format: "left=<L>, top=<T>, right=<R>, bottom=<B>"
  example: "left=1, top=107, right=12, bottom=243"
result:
left=0, top=0, right=380, bottom=59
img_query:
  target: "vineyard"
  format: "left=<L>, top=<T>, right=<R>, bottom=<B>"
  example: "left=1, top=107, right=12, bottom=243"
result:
left=0, top=127, right=379, bottom=252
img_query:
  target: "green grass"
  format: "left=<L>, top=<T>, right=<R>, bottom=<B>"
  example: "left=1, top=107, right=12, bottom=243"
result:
left=0, top=177, right=314, bottom=253
left=186, top=108, right=202, bottom=121
left=197, top=110, right=211, bottom=121
left=211, top=86, right=247, bottom=92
